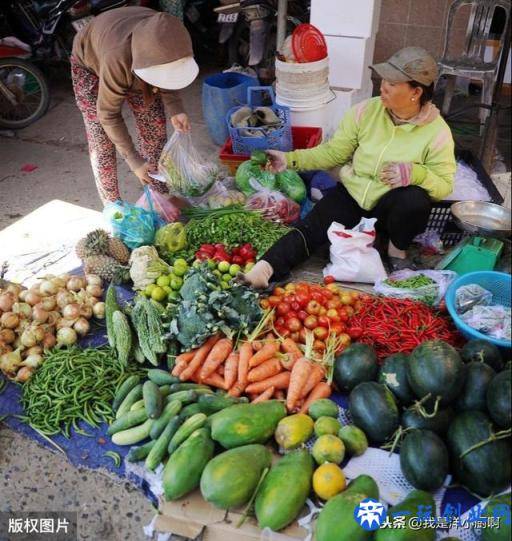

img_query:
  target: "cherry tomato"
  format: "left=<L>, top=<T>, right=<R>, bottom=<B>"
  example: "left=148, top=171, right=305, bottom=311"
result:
left=276, top=303, right=291, bottom=316
left=313, top=340, right=326, bottom=352
left=326, top=308, right=340, bottom=321
left=330, top=322, right=344, bottom=335
left=291, top=301, right=301, bottom=312
left=338, top=308, right=349, bottom=322
left=287, top=317, right=302, bottom=332
left=340, top=293, right=353, bottom=305
left=306, top=301, right=321, bottom=315
left=290, top=331, right=301, bottom=342
left=268, top=295, right=281, bottom=308
left=304, top=315, right=318, bottom=330
left=287, top=311, right=298, bottom=320
left=324, top=275, right=336, bottom=285
left=273, top=287, right=285, bottom=297
left=313, top=327, right=329, bottom=340
left=276, top=317, right=286, bottom=327
left=326, top=298, right=341, bottom=310
left=319, top=307, right=327, bottom=316
left=311, top=291, right=324, bottom=304
left=297, top=310, right=308, bottom=321
left=260, top=299, right=270, bottom=310
left=348, top=326, right=363, bottom=339
left=296, top=284, right=311, bottom=296
left=317, top=316, right=330, bottom=328
left=295, top=293, right=310, bottom=308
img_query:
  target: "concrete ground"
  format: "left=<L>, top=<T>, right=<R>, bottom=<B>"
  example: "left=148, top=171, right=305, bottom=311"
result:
left=0, top=66, right=219, bottom=541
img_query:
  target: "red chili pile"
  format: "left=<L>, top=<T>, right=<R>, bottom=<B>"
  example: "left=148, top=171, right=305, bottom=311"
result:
left=347, top=296, right=463, bottom=360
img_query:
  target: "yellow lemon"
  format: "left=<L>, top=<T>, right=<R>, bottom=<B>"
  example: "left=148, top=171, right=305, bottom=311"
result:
left=313, top=463, right=346, bottom=500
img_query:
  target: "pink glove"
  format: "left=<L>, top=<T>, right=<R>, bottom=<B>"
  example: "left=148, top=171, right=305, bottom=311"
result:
left=380, top=162, right=413, bottom=188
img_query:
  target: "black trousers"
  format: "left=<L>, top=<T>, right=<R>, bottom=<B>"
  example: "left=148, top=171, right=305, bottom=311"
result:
left=263, top=183, right=432, bottom=279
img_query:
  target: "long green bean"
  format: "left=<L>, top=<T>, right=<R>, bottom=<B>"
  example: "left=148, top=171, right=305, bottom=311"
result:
left=21, top=347, right=145, bottom=436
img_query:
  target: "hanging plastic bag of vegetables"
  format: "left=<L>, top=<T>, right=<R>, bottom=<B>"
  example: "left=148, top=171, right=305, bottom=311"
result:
left=276, top=170, right=307, bottom=203
left=235, top=151, right=277, bottom=196
left=245, top=181, right=300, bottom=224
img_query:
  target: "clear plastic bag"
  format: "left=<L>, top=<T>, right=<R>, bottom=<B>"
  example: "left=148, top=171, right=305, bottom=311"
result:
left=158, top=131, right=220, bottom=197
left=136, top=185, right=180, bottom=223
left=374, top=270, right=457, bottom=306
left=462, top=305, right=511, bottom=340
left=245, top=181, right=300, bottom=224
left=455, top=284, right=493, bottom=314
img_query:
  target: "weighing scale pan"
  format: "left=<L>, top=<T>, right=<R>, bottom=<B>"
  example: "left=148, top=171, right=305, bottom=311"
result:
left=451, top=201, right=511, bottom=238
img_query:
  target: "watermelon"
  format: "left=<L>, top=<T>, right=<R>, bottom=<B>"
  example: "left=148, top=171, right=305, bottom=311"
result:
left=401, top=406, right=454, bottom=436
left=455, top=361, right=495, bottom=413
left=486, top=369, right=511, bottom=428
left=461, top=339, right=503, bottom=371
left=334, top=344, right=378, bottom=393
left=378, top=353, right=415, bottom=405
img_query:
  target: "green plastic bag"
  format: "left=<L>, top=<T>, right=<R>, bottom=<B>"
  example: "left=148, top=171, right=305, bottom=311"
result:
left=154, top=222, right=187, bottom=257
left=276, top=170, right=307, bottom=203
left=235, top=160, right=277, bottom=196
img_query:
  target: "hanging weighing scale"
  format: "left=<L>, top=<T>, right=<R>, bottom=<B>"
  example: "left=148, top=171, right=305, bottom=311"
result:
left=437, top=201, right=511, bottom=275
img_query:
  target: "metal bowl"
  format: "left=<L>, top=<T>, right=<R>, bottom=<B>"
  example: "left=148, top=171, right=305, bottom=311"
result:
left=451, top=201, right=512, bottom=238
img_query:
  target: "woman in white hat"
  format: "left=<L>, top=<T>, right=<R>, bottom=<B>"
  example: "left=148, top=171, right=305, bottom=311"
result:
left=71, top=6, right=199, bottom=203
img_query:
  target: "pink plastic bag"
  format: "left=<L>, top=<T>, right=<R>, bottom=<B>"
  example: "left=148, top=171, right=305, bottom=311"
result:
left=245, top=186, right=300, bottom=224
left=136, top=186, right=180, bottom=223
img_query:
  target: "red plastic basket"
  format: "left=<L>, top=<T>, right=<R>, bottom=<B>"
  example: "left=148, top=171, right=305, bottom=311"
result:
left=219, top=126, right=323, bottom=175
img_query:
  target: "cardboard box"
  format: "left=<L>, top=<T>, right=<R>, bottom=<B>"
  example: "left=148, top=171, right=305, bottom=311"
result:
left=155, top=490, right=310, bottom=540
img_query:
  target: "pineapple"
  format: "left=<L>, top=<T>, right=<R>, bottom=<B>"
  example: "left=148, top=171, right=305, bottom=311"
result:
left=83, top=255, right=127, bottom=283
left=75, top=229, right=111, bottom=259
left=107, top=237, right=130, bottom=264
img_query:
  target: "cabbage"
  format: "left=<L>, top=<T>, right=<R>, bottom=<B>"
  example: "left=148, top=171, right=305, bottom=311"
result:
left=276, top=170, right=307, bottom=203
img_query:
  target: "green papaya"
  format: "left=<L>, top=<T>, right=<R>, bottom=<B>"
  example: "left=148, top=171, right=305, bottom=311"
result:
left=375, top=490, right=435, bottom=541
left=315, top=475, right=379, bottom=541
left=163, top=428, right=214, bottom=501
left=482, top=492, right=511, bottom=541
left=255, top=449, right=313, bottom=531
left=210, top=400, right=287, bottom=449
left=200, top=444, right=271, bottom=509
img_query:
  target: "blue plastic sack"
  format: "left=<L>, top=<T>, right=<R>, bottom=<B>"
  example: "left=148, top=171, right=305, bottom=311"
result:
left=104, top=187, right=162, bottom=249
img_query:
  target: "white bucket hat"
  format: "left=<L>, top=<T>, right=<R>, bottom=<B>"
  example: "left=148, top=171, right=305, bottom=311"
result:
left=134, top=56, right=199, bottom=90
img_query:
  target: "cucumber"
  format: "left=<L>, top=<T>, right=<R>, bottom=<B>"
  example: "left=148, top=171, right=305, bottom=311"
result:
left=165, top=390, right=198, bottom=405
left=158, top=385, right=172, bottom=398
left=148, top=369, right=180, bottom=386
left=143, top=380, right=163, bottom=419
left=169, top=383, right=214, bottom=393
left=112, top=418, right=153, bottom=446
left=113, top=375, right=141, bottom=412
left=146, top=418, right=181, bottom=471
left=116, top=384, right=143, bottom=419
left=168, top=413, right=207, bottom=455
left=150, top=400, right=182, bottom=440
left=107, top=408, right=148, bottom=436
left=130, top=399, right=145, bottom=412
left=126, top=440, right=156, bottom=462
left=197, top=394, right=248, bottom=414
left=179, top=403, right=203, bottom=420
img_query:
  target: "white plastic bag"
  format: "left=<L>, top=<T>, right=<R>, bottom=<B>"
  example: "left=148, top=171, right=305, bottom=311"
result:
left=323, top=218, right=387, bottom=283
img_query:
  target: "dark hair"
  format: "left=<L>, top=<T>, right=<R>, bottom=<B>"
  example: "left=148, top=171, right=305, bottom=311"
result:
left=407, top=81, right=434, bottom=106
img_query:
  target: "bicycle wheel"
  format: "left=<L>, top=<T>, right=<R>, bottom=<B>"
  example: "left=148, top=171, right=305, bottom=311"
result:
left=0, top=58, right=50, bottom=129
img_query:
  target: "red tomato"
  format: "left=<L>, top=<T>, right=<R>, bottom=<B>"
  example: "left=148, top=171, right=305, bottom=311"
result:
left=313, top=340, right=326, bottom=352
left=319, top=307, right=327, bottom=316
left=348, top=326, right=363, bottom=340
left=260, top=299, right=270, bottom=310
left=232, top=255, right=244, bottom=265
left=311, top=291, right=324, bottom=304
left=276, top=303, right=291, bottom=316
left=326, top=298, right=341, bottom=310
left=324, top=275, right=336, bottom=285
left=287, top=311, right=298, bottom=320
left=287, top=317, right=302, bottom=332
left=317, top=316, right=330, bottom=328
left=268, top=295, right=281, bottom=308
left=326, top=309, right=340, bottom=321
left=295, top=284, right=311, bottom=296
left=340, top=293, right=353, bottom=305
left=297, top=310, right=308, bottom=321
left=273, top=287, right=286, bottom=297
left=322, top=290, right=334, bottom=300
left=338, top=308, right=349, bottom=322
left=284, top=283, right=296, bottom=292
left=276, top=317, right=286, bottom=327
left=299, top=328, right=308, bottom=343
left=306, top=301, right=321, bottom=315
left=280, top=328, right=291, bottom=338
left=291, top=301, right=301, bottom=312
left=295, top=293, right=310, bottom=308
left=290, top=331, right=301, bottom=342
left=339, top=333, right=351, bottom=347
left=313, top=327, right=329, bottom=340
left=330, top=322, right=344, bottom=335
left=304, top=315, right=318, bottom=330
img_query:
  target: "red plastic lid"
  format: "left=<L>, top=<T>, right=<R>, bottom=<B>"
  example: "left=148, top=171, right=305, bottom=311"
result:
left=292, top=24, right=328, bottom=63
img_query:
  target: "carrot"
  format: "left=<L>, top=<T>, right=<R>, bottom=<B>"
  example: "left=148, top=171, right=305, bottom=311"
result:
left=300, top=363, right=326, bottom=399
left=248, top=341, right=279, bottom=368
left=252, top=340, right=264, bottom=352
left=252, top=386, right=275, bottom=403
left=202, top=372, right=226, bottom=390
left=223, top=352, right=239, bottom=390
left=199, top=338, right=233, bottom=380
left=299, top=382, right=332, bottom=413
left=281, top=338, right=302, bottom=358
left=274, top=389, right=285, bottom=400
left=237, top=342, right=253, bottom=387
left=247, top=358, right=282, bottom=382
left=217, top=364, right=225, bottom=376
left=171, top=350, right=196, bottom=376
left=286, top=357, right=312, bottom=411
left=245, top=371, right=291, bottom=394
left=228, top=383, right=244, bottom=397
left=179, top=334, right=220, bottom=381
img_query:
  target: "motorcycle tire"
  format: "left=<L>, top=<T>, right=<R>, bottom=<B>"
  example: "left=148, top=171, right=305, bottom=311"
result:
left=0, top=58, right=50, bottom=129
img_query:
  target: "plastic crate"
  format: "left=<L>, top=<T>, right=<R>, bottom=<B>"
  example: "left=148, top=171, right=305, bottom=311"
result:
left=426, top=149, right=504, bottom=247
left=227, top=86, right=292, bottom=155
left=219, top=126, right=323, bottom=175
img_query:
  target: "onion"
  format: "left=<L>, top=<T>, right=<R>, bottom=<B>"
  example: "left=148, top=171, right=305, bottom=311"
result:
left=33, top=326, right=45, bottom=343
left=12, top=302, right=32, bottom=318
left=79, top=304, right=93, bottom=319
left=20, top=330, right=37, bottom=348
left=40, top=297, right=57, bottom=311
left=67, top=276, right=85, bottom=292
left=47, top=311, right=61, bottom=326
left=13, top=336, right=23, bottom=349
left=21, top=353, right=44, bottom=368
left=15, top=366, right=34, bottom=382
left=6, top=283, right=22, bottom=296
left=86, top=274, right=102, bottom=286
left=93, top=302, right=105, bottom=319
left=0, top=342, right=12, bottom=356
left=57, top=327, right=77, bottom=346
left=18, top=290, right=28, bottom=302
left=29, top=283, right=41, bottom=295
left=0, top=329, right=15, bottom=344
left=85, top=296, right=100, bottom=307
left=27, top=345, right=43, bottom=356
left=56, top=291, right=74, bottom=309
left=86, top=284, right=103, bottom=298
left=73, top=317, right=90, bottom=337
left=39, top=280, right=59, bottom=296
left=52, top=277, right=67, bottom=289
left=0, top=312, right=19, bottom=329
left=25, top=291, right=42, bottom=306
left=42, top=333, right=56, bottom=349
left=0, top=349, right=22, bottom=374
left=16, top=319, right=30, bottom=334
left=63, top=303, right=81, bottom=319
left=56, top=317, right=76, bottom=329
left=0, top=292, right=15, bottom=312
left=32, top=305, right=49, bottom=324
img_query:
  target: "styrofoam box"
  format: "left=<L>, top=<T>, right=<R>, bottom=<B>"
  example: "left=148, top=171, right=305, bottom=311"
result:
left=310, top=0, right=382, bottom=38
left=325, top=35, right=376, bottom=89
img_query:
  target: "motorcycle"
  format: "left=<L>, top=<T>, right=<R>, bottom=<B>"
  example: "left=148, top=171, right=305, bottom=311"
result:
left=214, top=0, right=308, bottom=81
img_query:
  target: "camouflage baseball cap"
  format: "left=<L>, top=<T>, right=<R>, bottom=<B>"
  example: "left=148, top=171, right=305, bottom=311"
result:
left=371, top=47, right=438, bottom=86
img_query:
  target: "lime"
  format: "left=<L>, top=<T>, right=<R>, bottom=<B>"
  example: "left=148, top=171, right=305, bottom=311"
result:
left=207, top=259, right=217, bottom=270
left=218, top=261, right=230, bottom=273
left=144, top=284, right=157, bottom=297
left=245, top=262, right=255, bottom=272
left=167, top=290, right=180, bottom=301
left=156, top=275, right=170, bottom=287
left=173, top=260, right=188, bottom=277
left=163, top=285, right=172, bottom=294
left=222, top=274, right=232, bottom=283
left=151, top=286, right=167, bottom=302
left=170, top=276, right=183, bottom=290
left=213, top=270, right=222, bottom=278
left=229, top=264, right=241, bottom=277
left=174, top=258, right=188, bottom=268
